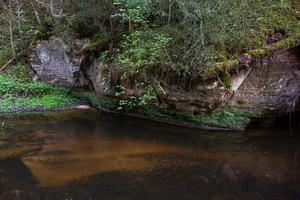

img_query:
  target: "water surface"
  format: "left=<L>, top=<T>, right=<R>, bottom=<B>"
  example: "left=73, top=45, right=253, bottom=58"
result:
left=0, top=110, right=299, bottom=200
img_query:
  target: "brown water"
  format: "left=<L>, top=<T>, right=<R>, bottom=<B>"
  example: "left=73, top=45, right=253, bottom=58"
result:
left=0, top=110, right=299, bottom=200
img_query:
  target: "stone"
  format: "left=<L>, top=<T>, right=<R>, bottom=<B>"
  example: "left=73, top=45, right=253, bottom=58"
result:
left=74, top=105, right=92, bottom=110
left=30, top=37, right=90, bottom=87
left=82, top=56, right=108, bottom=95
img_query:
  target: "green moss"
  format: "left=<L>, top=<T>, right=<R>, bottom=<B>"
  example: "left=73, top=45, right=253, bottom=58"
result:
left=81, top=33, right=110, bottom=53
left=200, top=37, right=300, bottom=80
left=220, top=72, right=233, bottom=89
left=196, top=108, right=258, bottom=130
left=247, top=49, right=267, bottom=58
left=74, top=91, right=118, bottom=110
left=237, top=99, right=246, bottom=105
left=74, top=90, right=259, bottom=130
left=201, top=59, right=239, bottom=80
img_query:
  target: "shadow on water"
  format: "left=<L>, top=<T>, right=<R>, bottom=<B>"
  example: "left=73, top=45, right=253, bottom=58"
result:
left=0, top=110, right=299, bottom=200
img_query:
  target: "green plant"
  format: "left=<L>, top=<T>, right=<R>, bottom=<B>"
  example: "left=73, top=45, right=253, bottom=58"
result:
left=117, top=30, right=172, bottom=79
left=0, top=75, right=78, bottom=112
left=3, top=62, right=32, bottom=83
left=116, top=86, right=157, bottom=111
left=220, top=72, right=233, bottom=89
left=113, top=0, right=151, bottom=30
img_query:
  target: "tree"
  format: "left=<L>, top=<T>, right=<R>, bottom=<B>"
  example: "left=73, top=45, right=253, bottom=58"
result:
left=113, top=0, right=151, bottom=31
left=1, top=0, right=16, bottom=58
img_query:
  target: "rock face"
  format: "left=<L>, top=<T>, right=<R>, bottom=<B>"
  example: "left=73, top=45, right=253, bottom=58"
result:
left=229, top=45, right=300, bottom=113
left=30, top=37, right=90, bottom=87
left=159, top=45, right=300, bottom=114
left=81, top=56, right=108, bottom=94
left=29, top=36, right=299, bottom=128
left=160, top=84, right=229, bottom=113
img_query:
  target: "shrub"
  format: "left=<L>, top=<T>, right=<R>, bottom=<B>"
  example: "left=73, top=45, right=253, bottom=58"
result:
left=117, top=30, right=172, bottom=79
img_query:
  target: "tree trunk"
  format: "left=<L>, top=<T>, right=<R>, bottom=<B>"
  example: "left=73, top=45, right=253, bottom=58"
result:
left=30, top=0, right=42, bottom=26
left=168, top=0, right=172, bottom=26
left=8, top=0, right=16, bottom=58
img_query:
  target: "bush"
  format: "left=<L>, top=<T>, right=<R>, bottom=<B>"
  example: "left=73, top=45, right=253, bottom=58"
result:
left=117, top=30, right=172, bottom=79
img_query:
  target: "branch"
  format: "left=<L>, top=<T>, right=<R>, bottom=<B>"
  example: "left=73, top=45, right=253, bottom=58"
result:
left=0, top=58, right=15, bottom=73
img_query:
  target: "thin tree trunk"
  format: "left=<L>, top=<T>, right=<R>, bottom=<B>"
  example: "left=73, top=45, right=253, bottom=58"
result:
left=30, top=0, right=42, bottom=26
left=128, top=14, right=132, bottom=32
left=8, top=0, right=16, bottom=58
left=168, top=0, right=172, bottom=26
left=15, top=0, right=22, bottom=34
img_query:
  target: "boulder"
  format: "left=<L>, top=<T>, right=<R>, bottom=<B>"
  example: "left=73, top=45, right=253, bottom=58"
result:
left=30, top=37, right=90, bottom=87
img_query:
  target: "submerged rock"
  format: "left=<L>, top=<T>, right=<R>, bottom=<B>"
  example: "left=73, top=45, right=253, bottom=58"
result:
left=30, top=37, right=90, bottom=87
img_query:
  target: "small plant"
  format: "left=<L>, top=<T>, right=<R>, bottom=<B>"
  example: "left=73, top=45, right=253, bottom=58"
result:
left=220, top=72, right=233, bottom=89
left=116, top=85, right=157, bottom=111
left=113, top=0, right=151, bottom=30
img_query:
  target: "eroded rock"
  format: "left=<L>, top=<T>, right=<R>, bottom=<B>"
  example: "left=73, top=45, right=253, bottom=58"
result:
left=229, top=45, right=300, bottom=113
left=30, top=37, right=90, bottom=87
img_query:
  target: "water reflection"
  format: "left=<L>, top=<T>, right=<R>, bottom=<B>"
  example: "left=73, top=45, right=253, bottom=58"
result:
left=0, top=110, right=299, bottom=200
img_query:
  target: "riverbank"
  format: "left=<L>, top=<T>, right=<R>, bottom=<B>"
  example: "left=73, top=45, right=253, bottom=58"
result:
left=0, top=74, right=79, bottom=113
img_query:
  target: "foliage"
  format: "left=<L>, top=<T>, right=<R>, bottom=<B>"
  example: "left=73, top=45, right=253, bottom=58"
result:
left=113, top=0, right=151, bottom=29
left=116, top=85, right=157, bottom=111
left=117, top=30, right=172, bottom=79
left=69, top=0, right=113, bottom=37
left=0, top=75, right=78, bottom=112
left=82, top=33, right=110, bottom=53
left=196, top=109, right=258, bottom=130
left=220, top=72, right=233, bottom=89
left=3, top=61, right=32, bottom=83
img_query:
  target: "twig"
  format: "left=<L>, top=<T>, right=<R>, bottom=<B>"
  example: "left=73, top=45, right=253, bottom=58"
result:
left=0, top=58, right=15, bottom=73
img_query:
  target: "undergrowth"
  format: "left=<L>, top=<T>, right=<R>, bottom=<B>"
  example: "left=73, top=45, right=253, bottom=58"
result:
left=0, top=70, right=78, bottom=112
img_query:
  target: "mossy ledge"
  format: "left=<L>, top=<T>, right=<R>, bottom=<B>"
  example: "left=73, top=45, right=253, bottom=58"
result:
left=200, top=37, right=300, bottom=80
left=77, top=92, right=259, bottom=131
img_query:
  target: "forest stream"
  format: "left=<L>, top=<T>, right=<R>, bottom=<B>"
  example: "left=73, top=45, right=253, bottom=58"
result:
left=0, top=110, right=299, bottom=200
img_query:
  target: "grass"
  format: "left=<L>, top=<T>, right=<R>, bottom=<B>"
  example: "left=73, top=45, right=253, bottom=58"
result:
left=0, top=74, right=78, bottom=113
